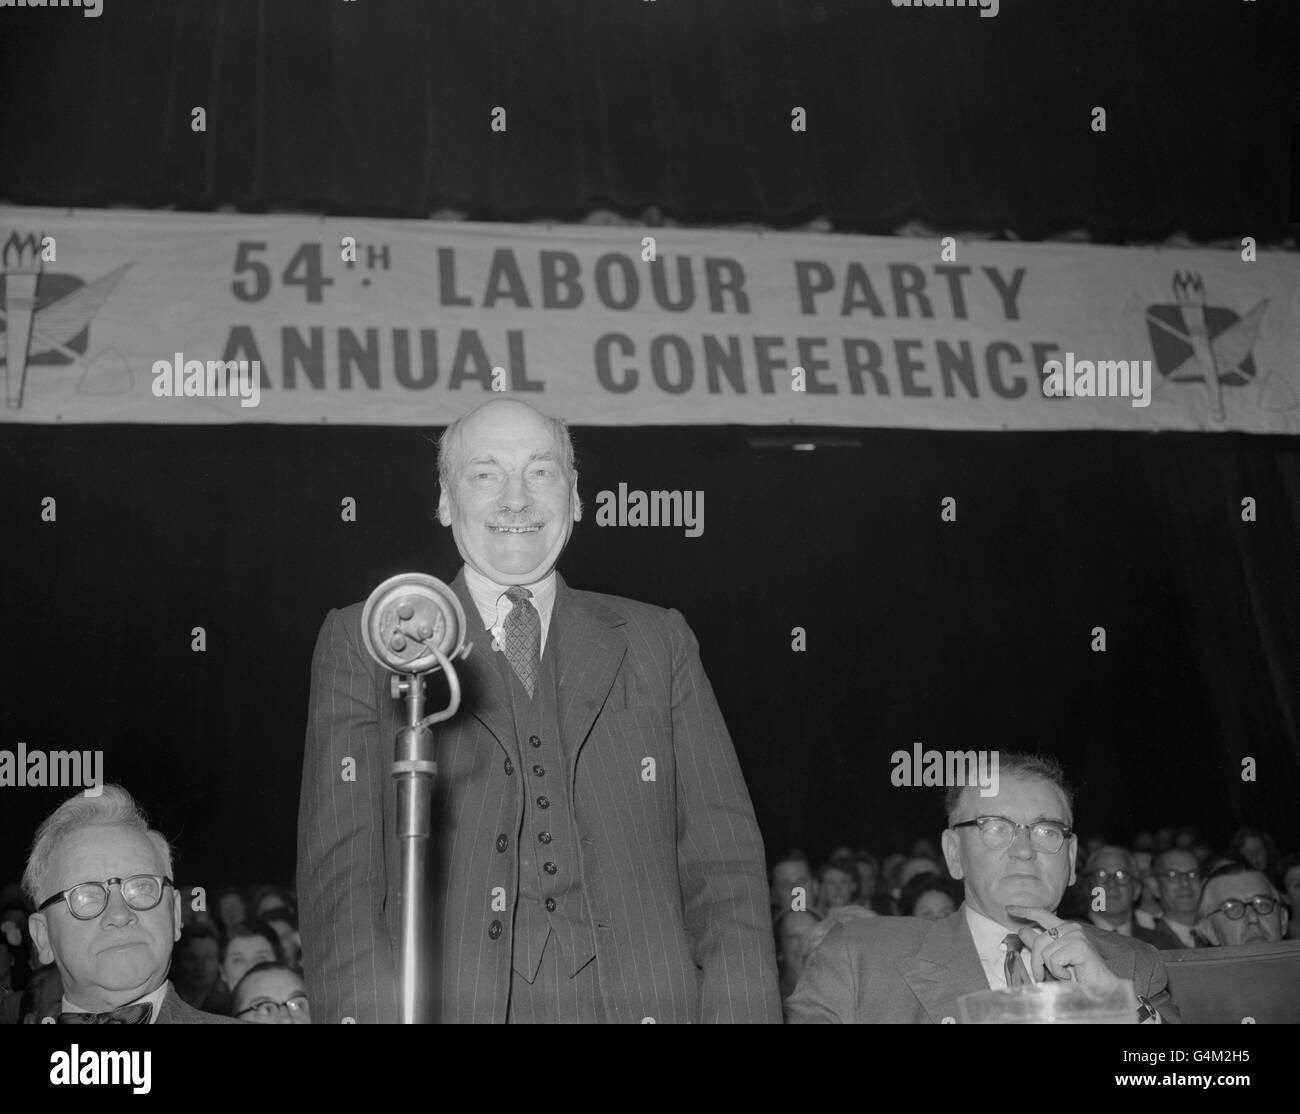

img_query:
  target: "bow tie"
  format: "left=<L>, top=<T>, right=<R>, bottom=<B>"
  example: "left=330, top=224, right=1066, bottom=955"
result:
left=58, top=1002, right=153, bottom=1025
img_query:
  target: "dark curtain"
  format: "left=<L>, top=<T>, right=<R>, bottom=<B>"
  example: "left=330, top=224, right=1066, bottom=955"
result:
left=1, top=424, right=1297, bottom=886
left=1, top=0, right=1295, bottom=240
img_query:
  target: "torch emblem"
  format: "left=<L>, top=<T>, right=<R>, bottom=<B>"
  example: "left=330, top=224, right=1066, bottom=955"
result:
left=1144, top=271, right=1269, bottom=422
left=0, top=228, right=133, bottom=411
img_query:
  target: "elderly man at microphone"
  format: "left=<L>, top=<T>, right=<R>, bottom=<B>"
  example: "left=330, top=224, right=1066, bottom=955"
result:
left=297, top=398, right=780, bottom=1024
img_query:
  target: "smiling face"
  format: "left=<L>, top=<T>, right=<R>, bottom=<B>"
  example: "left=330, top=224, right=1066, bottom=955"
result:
left=437, top=400, right=581, bottom=585
left=28, top=824, right=180, bottom=1012
left=941, top=775, right=1076, bottom=930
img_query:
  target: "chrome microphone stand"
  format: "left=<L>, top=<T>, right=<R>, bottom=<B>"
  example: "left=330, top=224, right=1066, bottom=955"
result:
left=361, top=574, right=471, bottom=1024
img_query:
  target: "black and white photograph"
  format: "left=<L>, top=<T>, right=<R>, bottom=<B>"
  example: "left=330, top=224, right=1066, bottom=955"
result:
left=1, top=0, right=1298, bottom=1092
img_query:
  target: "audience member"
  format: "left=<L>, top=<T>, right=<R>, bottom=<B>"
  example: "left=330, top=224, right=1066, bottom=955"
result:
left=18, top=964, right=63, bottom=1024
left=173, top=922, right=231, bottom=1014
left=214, top=886, right=248, bottom=937
left=252, top=885, right=296, bottom=919
left=1081, top=846, right=1166, bottom=947
left=770, top=852, right=817, bottom=917
left=1144, top=849, right=1211, bottom=949
left=786, top=754, right=1177, bottom=1023
left=897, top=872, right=959, bottom=921
left=232, top=961, right=312, bottom=1024
left=220, top=920, right=282, bottom=994
left=1229, top=829, right=1278, bottom=877
left=1197, top=860, right=1289, bottom=947
left=851, top=852, right=879, bottom=906
left=774, top=909, right=822, bottom=1001
left=262, top=908, right=302, bottom=970
left=1277, top=852, right=1300, bottom=942
left=22, top=785, right=242, bottom=1023
left=815, top=861, right=858, bottom=914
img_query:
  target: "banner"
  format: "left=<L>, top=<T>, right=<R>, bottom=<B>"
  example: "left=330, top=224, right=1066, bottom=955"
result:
left=2, top=206, right=1297, bottom=431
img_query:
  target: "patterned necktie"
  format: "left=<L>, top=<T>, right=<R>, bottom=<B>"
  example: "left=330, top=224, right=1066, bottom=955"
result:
left=1003, top=933, right=1033, bottom=987
left=59, top=1002, right=153, bottom=1024
left=502, top=586, right=540, bottom=697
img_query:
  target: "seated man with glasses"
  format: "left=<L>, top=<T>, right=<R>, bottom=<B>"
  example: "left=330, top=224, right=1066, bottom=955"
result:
left=786, top=752, right=1178, bottom=1023
left=1143, top=849, right=1212, bottom=949
left=1196, top=860, right=1289, bottom=947
left=23, top=785, right=243, bottom=1024
left=231, top=961, right=313, bottom=1024
left=1081, top=846, right=1169, bottom=947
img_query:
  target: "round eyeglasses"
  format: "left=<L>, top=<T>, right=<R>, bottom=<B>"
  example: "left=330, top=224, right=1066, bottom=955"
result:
left=1085, top=869, right=1134, bottom=885
left=1209, top=896, right=1276, bottom=921
left=237, top=994, right=311, bottom=1021
left=951, top=816, right=1072, bottom=854
left=38, top=875, right=174, bottom=921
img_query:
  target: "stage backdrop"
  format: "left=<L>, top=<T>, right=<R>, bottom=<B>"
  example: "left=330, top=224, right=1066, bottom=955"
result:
left=3, top=207, right=1298, bottom=433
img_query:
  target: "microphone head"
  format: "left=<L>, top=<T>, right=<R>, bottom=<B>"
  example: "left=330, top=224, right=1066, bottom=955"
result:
left=360, top=573, right=468, bottom=675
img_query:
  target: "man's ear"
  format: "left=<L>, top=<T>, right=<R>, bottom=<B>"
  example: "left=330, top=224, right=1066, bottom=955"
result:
left=940, top=828, right=964, bottom=880
left=1066, top=835, right=1078, bottom=888
left=172, top=891, right=183, bottom=944
left=29, top=912, right=53, bottom=966
left=571, top=478, right=582, bottom=523
left=437, top=487, right=451, bottom=527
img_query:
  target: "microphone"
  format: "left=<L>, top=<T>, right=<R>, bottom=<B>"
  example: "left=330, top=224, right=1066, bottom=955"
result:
left=360, top=572, right=471, bottom=676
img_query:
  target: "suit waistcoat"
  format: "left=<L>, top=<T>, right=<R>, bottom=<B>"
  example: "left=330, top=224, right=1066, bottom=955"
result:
left=495, top=620, right=595, bottom=981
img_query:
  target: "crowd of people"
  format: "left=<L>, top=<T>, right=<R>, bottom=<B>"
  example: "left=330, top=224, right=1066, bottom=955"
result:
left=772, top=826, right=1300, bottom=1003
left=2, top=771, right=1296, bottom=1024
left=0, top=787, right=309, bottom=1025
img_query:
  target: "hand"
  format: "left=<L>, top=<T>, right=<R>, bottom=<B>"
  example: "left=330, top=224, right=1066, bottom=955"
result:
left=1005, top=905, right=1121, bottom=991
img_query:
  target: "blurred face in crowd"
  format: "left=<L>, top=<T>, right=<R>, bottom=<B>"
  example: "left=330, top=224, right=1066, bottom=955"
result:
left=899, top=857, right=940, bottom=889
left=218, top=892, right=246, bottom=929
left=854, top=859, right=878, bottom=901
left=771, top=859, right=815, bottom=914
left=777, top=911, right=821, bottom=984
left=941, top=775, right=1076, bottom=930
left=1237, top=836, right=1266, bottom=872
left=819, top=867, right=856, bottom=910
left=1199, top=872, right=1287, bottom=946
left=22, top=970, right=64, bottom=1024
left=1084, top=848, right=1140, bottom=918
left=175, top=935, right=219, bottom=993
left=438, top=400, right=581, bottom=585
left=913, top=888, right=956, bottom=921
left=1152, top=850, right=1202, bottom=923
left=1283, top=866, right=1300, bottom=924
left=266, top=917, right=300, bottom=967
left=222, top=934, right=277, bottom=990
left=256, top=893, right=290, bottom=918
left=234, top=967, right=312, bottom=1025
left=29, top=825, right=180, bottom=1012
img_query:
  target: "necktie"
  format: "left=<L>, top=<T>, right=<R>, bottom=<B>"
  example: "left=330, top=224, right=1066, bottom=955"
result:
left=1003, top=933, right=1033, bottom=987
left=59, top=1002, right=153, bottom=1024
left=502, top=586, right=540, bottom=697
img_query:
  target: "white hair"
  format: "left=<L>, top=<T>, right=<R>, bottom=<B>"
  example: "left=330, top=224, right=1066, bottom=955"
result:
left=22, top=784, right=174, bottom=908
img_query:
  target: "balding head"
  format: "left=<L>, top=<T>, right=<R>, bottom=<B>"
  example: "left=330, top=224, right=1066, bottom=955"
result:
left=436, top=399, right=582, bottom=584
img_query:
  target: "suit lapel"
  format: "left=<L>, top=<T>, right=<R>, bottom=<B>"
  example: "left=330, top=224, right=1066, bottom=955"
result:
left=449, top=569, right=514, bottom=757
left=552, top=575, right=627, bottom=782
left=899, top=908, right=989, bottom=1023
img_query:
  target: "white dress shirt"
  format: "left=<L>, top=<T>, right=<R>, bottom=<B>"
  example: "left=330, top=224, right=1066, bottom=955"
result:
left=965, top=904, right=1033, bottom=989
left=1159, top=916, right=1199, bottom=948
left=61, top=980, right=168, bottom=1024
left=464, top=565, right=557, bottom=659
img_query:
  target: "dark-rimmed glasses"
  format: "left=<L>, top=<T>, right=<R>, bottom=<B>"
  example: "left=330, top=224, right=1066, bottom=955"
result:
left=951, top=816, right=1072, bottom=854
left=237, top=994, right=311, bottom=1021
left=1207, top=896, right=1276, bottom=921
left=38, top=875, right=174, bottom=921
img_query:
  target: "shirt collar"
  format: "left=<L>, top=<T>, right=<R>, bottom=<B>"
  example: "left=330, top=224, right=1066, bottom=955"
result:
left=463, top=564, right=557, bottom=641
left=964, top=902, right=1020, bottom=960
left=62, top=980, right=168, bottom=1024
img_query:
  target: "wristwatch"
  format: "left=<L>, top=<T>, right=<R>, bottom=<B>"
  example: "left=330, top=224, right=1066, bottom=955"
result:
left=1136, top=995, right=1160, bottom=1023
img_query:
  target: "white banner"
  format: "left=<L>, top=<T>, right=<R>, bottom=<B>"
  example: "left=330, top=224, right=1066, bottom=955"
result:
left=2, top=206, right=1297, bottom=432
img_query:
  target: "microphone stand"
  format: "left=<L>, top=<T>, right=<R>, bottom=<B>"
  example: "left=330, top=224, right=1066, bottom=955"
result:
left=391, top=643, right=462, bottom=1025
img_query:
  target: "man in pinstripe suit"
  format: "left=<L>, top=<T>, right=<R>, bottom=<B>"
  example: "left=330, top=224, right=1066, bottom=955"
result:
left=297, top=398, right=781, bottom=1023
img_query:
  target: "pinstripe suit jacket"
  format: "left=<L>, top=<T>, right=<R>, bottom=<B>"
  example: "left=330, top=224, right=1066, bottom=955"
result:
left=297, top=569, right=781, bottom=1024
